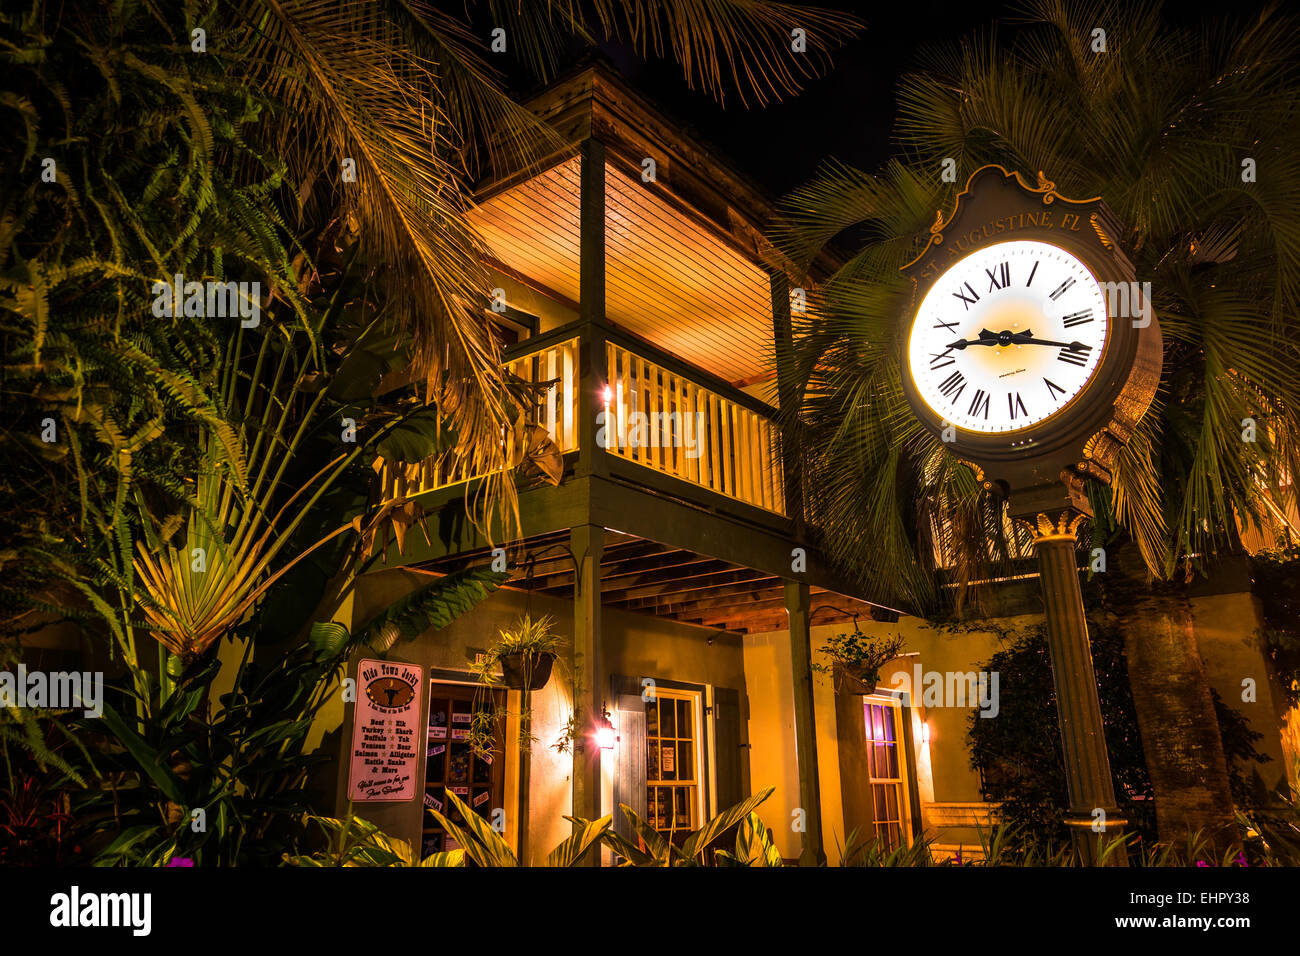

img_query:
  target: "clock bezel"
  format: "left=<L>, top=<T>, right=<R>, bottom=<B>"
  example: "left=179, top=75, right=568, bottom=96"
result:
left=906, top=238, right=1115, bottom=438
left=899, top=166, right=1152, bottom=472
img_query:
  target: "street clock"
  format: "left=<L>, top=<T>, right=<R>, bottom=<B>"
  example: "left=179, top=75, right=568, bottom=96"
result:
left=900, top=165, right=1162, bottom=515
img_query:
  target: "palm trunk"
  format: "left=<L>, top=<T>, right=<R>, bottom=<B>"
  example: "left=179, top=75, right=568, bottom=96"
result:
left=1106, top=542, right=1237, bottom=850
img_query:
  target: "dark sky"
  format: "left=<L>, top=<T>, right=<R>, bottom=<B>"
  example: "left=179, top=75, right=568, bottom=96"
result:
left=464, top=0, right=1266, bottom=202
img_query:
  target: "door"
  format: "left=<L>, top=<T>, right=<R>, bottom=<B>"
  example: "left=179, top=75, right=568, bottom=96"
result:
left=422, top=682, right=505, bottom=859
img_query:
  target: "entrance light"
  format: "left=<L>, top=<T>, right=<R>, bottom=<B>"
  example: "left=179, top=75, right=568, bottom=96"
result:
left=596, top=706, right=617, bottom=750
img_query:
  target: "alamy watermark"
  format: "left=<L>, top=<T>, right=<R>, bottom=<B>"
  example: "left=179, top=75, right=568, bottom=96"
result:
left=596, top=409, right=707, bottom=459
left=890, top=664, right=999, bottom=718
left=49, top=886, right=150, bottom=936
left=0, top=664, right=103, bottom=717
left=1100, top=280, right=1152, bottom=328
left=150, top=274, right=260, bottom=327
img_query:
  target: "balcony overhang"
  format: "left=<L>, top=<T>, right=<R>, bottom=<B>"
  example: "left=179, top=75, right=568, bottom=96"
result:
left=411, top=528, right=899, bottom=636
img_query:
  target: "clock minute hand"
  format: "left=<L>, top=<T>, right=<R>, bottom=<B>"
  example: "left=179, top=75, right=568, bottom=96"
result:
left=1009, top=332, right=1089, bottom=351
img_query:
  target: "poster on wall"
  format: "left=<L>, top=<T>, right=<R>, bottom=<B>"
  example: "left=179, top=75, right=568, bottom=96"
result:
left=347, top=658, right=425, bottom=802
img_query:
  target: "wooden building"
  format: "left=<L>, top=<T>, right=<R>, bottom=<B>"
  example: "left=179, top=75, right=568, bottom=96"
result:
left=325, top=62, right=1296, bottom=864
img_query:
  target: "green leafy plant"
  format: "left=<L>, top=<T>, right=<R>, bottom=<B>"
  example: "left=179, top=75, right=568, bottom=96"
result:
left=62, top=566, right=502, bottom=866
left=425, top=789, right=609, bottom=867
left=1250, top=546, right=1300, bottom=708
left=598, top=786, right=778, bottom=866
left=473, top=614, right=564, bottom=685
left=285, top=808, right=464, bottom=868
left=967, top=619, right=1156, bottom=850
left=466, top=614, right=564, bottom=758
left=811, top=626, right=905, bottom=690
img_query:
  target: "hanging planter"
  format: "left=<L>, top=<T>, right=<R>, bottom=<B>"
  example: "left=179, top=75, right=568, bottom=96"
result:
left=813, top=626, right=906, bottom=697
left=833, top=664, right=878, bottom=696
left=498, top=649, right=556, bottom=691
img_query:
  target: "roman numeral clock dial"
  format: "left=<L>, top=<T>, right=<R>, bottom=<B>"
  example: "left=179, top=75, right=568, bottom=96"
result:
left=906, top=240, right=1108, bottom=434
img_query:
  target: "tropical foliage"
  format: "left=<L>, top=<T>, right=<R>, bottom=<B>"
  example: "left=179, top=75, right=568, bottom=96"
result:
left=4, top=0, right=862, bottom=865
left=771, top=0, right=1300, bottom=612
left=966, top=618, right=1156, bottom=848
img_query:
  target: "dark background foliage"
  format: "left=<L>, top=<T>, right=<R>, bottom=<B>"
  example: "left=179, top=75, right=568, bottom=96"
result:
left=968, top=619, right=1157, bottom=849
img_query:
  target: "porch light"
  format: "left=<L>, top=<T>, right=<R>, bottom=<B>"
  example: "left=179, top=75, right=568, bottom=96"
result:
left=596, top=706, right=617, bottom=750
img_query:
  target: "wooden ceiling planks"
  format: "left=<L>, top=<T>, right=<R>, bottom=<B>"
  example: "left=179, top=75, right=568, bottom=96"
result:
left=465, top=157, right=772, bottom=385
left=415, top=529, right=880, bottom=635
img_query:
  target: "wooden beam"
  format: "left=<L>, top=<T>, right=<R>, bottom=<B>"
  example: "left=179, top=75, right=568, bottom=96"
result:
left=618, top=576, right=784, bottom=615
left=667, top=588, right=876, bottom=623
left=603, top=566, right=775, bottom=605
left=577, top=137, right=608, bottom=483
left=570, top=524, right=604, bottom=856
left=786, top=580, right=825, bottom=866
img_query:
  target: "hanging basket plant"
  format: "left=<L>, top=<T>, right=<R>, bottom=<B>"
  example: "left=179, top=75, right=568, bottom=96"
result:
left=831, top=664, right=878, bottom=696
left=812, top=626, right=905, bottom=696
left=475, top=614, right=563, bottom=692
left=498, top=648, right=556, bottom=691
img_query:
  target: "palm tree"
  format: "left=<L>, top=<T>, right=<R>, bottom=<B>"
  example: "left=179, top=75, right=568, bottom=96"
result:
left=772, top=0, right=1300, bottom=848
left=1, top=0, right=862, bottom=774
left=3, top=0, right=865, bottom=859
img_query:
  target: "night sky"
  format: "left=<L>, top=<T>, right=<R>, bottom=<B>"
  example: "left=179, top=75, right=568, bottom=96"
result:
left=469, top=0, right=1277, bottom=202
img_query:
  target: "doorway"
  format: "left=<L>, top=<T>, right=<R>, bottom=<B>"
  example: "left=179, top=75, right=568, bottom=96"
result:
left=422, top=681, right=506, bottom=858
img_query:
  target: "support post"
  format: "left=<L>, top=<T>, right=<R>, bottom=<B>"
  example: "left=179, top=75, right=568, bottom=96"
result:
left=770, top=271, right=804, bottom=530
left=1027, top=509, right=1128, bottom=866
left=516, top=686, right=533, bottom=865
left=570, top=524, right=604, bottom=860
left=784, top=579, right=825, bottom=865
left=577, top=138, right=608, bottom=479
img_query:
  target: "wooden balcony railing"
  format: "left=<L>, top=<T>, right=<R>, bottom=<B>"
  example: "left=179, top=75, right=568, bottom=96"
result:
left=376, top=324, right=784, bottom=516
left=376, top=336, right=579, bottom=500
left=603, top=341, right=783, bottom=514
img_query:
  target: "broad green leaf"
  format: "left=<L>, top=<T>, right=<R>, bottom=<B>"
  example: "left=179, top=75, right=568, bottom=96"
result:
left=549, top=815, right=612, bottom=867
left=419, top=849, right=466, bottom=867
left=96, top=700, right=188, bottom=806
left=681, top=787, right=775, bottom=860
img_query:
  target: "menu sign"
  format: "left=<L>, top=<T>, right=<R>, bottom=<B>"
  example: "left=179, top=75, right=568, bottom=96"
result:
left=348, top=659, right=424, bottom=802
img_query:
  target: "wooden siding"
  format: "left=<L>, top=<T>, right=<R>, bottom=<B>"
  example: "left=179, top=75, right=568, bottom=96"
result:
left=467, top=158, right=772, bottom=386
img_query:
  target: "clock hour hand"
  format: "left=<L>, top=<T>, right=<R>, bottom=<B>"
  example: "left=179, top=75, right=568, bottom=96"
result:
left=946, top=328, right=1001, bottom=350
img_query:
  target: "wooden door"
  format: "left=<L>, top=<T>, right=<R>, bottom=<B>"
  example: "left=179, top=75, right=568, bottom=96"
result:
left=422, top=682, right=505, bottom=859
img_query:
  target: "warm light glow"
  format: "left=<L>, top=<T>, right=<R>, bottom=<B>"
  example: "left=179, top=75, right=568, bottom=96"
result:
left=920, top=721, right=931, bottom=745
left=596, top=707, right=617, bottom=749
left=602, top=385, right=613, bottom=405
left=907, top=239, right=1108, bottom=434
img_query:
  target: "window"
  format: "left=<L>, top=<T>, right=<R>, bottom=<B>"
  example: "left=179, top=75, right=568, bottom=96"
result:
left=864, top=696, right=910, bottom=849
left=645, top=687, right=703, bottom=841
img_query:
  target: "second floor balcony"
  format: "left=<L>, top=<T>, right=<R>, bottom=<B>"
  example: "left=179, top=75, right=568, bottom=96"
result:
left=377, top=318, right=785, bottom=518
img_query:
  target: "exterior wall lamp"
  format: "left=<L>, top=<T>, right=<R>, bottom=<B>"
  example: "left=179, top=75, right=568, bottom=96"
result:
left=596, top=705, right=617, bottom=750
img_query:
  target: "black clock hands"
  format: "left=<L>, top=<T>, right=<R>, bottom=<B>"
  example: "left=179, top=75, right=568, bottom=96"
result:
left=946, top=328, right=1088, bottom=352
left=945, top=328, right=1002, bottom=348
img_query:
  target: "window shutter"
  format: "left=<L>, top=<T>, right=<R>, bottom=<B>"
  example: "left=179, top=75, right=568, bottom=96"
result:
left=613, top=692, right=647, bottom=843
left=713, top=687, right=744, bottom=810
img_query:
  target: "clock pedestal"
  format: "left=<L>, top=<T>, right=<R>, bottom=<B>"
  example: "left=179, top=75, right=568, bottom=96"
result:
left=1014, top=491, right=1128, bottom=866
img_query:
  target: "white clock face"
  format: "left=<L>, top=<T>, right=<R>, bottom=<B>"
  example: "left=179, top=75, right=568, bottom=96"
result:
left=907, top=240, right=1109, bottom=434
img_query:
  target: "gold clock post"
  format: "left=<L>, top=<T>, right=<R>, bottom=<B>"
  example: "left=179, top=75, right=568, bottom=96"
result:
left=1013, top=486, right=1128, bottom=866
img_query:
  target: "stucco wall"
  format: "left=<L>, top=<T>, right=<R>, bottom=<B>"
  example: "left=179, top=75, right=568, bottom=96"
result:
left=328, top=567, right=746, bottom=862
left=744, top=616, right=1014, bottom=862
left=743, top=586, right=1295, bottom=863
